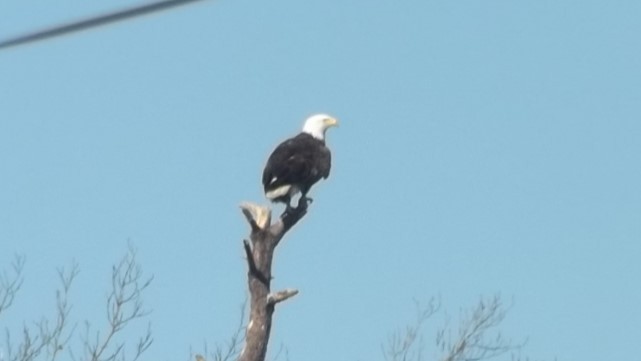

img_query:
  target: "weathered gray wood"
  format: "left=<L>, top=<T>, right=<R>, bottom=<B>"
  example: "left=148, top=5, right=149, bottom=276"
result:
left=238, top=197, right=309, bottom=361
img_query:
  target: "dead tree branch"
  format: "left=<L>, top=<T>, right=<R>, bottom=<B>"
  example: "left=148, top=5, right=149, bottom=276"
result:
left=438, top=295, right=522, bottom=361
left=383, top=295, right=531, bottom=361
left=4, top=262, right=78, bottom=361
left=3, top=248, right=154, bottom=361
left=383, top=298, right=440, bottom=361
left=0, top=255, right=25, bottom=317
left=191, top=300, right=247, bottom=361
left=80, top=246, right=153, bottom=361
left=237, top=197, right=309, bottom=361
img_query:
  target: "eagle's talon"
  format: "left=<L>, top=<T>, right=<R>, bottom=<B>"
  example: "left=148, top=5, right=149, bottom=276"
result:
left=284, top=204, right=295, bottom=215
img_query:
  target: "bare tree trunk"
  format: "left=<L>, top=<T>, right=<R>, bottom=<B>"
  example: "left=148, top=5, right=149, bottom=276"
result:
left=237, top=198, right=308, bottom=361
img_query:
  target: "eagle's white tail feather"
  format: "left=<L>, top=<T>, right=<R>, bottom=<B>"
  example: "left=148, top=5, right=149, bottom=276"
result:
left=265, top=185, right=292, bottom=199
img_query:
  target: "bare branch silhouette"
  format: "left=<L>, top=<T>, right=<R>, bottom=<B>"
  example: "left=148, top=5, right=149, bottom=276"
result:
left=383, top=298, right=440, bottom=361
left=438, top=295, right=522, bottom=361
left=2, top=246, right=157, bottom=361
left=3, top=262, right=78, bottom=361
left=0, top=256, right=25, bottom=317
left=190, top=300, right=246, bottom=361
left=79, top=246, right=153, bottom=361
left=383, top=295, right=533, bottom=361
left=209, top=302, right=245, bottom=361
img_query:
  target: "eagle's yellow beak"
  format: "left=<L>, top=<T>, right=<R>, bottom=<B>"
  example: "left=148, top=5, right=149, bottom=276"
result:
left=325, top=117, right=339, bottom=127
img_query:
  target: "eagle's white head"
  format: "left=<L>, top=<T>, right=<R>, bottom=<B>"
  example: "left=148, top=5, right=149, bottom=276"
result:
left=302, top=113, right=339, bottom=140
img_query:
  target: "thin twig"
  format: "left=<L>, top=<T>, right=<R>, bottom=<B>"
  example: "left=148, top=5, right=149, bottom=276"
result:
left=0, top=255, right=25, bottom=317
left=83, top=246, right=153, bottom=361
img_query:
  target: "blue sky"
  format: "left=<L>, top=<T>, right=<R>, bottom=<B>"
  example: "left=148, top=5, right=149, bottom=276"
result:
left=1, top=0, right=640, bottom=360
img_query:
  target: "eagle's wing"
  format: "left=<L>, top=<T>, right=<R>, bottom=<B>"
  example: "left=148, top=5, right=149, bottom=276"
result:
left=262, top=138, right=314, bottom=190
left=319, top=146, right=331, bottom=179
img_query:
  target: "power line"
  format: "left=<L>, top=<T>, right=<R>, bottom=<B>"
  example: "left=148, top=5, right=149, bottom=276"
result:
left=0, top=0, right=207, bottom=50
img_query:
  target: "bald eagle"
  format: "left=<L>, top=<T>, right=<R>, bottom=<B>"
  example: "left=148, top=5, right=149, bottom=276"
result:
left=262, top=114, right=338, bottom=210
